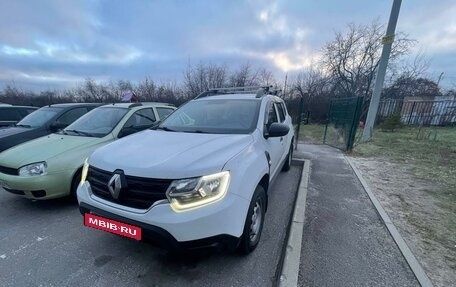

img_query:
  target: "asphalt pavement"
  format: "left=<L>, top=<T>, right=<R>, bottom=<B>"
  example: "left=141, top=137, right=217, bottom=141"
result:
left=0, top=165, right=301, bottom=287
left=294, top=144, right=419, bottom=287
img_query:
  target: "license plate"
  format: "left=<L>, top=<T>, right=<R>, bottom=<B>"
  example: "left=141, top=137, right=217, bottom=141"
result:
left=0, top=179, right=10, bottom=189
left=84, top=213, right=142, bottom=240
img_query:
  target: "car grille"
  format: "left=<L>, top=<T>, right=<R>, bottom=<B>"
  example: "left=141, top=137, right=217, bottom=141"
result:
left=87, top=166, right=172, bottom=209
left=0, top=165, right=18, bottom=175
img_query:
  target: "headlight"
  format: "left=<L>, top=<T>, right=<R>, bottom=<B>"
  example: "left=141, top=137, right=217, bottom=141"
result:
left=19, top=162, right=47, bottom=176
left=80, top=158, right=89, bottom=184
left=166, top=171, right=230, bottom=212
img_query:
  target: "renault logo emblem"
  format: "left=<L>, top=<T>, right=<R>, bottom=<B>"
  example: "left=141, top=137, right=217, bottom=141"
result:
left=108, top=174, right=122, bottom=199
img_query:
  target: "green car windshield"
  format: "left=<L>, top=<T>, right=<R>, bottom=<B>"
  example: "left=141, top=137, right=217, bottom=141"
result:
left=63, top=107, right=128, bottom=137
left=16, top=107, right=62, bottom=128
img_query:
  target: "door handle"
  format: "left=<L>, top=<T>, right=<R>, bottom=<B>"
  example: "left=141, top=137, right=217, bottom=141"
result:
left=280, top=137, right=283, bottom=142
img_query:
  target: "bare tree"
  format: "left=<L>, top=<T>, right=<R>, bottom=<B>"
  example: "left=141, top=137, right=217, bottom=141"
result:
left=322, top=21, right=415, bottom=102
left=229, top=62, right=260, bottom=87
left=183, top=62, right=227, bottom=97
left=257, top=68, right=276, bottom=86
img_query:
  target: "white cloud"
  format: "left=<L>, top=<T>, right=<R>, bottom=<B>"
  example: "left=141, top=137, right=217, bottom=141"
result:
left=1, top=45, right=38, bottom=56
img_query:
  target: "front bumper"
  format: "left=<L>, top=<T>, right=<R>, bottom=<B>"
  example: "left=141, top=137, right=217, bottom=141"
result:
left=79, top=203, right=240, bottom=251
left=77, top=181, right=250, bottom=244
left=0, top=170, right=73, bottom=199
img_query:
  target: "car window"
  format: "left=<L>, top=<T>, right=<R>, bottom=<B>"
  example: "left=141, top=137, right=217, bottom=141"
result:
left=266, top=103, right=279, bottom=126
left=156, top=107, right=175, bottom=120
left=0, top=108, right=22, bottom=121
left=124, top=108, right=156, bottom=129
left=19, top=108, right=36, bottom=118
left=55, top=107, right=88, bottom=126
left=276, top=103, right=285, bottom=123
left=64, top=107, right=128, bottom=137
left=160, top=99, right=260, bottom=134
left=17, top=107, right=62, bottom=128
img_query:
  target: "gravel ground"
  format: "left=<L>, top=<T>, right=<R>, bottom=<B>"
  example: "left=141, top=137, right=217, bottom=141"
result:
left=349, top=156, right=456, bottom=287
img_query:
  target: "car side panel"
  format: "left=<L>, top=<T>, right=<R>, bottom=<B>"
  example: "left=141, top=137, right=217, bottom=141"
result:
left=222, top=133, right=269, bottom=225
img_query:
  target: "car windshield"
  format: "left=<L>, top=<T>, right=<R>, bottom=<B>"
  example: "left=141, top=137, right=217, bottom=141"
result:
left=159, top=99, right=260, bottom=134
left=62, top=107, right=128, bottom=137
left=16, top=107, right=62, bottom=128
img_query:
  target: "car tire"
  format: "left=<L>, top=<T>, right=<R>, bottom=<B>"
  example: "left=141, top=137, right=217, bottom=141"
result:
left=70, top=170, right=82, bottom=200
left=282, top=143, right=293, bottom=172
left=239, top=185, right=266, bottom=254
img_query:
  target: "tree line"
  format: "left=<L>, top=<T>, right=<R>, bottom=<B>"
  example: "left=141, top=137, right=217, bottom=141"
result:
left=1, top=21, right=454, bottom=123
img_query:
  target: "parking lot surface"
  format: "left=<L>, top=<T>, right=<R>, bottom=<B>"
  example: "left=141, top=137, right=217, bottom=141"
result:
left=0, top=165, right=301, bottom=287
left=295, top=144, right=419, bottom=287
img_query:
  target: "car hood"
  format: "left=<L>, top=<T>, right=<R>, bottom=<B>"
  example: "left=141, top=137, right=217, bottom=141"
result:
left=0, top=133, right=102, bottom=168
left=90, top=130, right=253, bottom=179
left=0, top=127, right=32, bottom=138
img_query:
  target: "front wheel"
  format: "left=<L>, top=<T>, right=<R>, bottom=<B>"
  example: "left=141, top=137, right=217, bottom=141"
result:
left=70, top=170, right=82, bottom=200
left=239, top=185, right=266, bottom=254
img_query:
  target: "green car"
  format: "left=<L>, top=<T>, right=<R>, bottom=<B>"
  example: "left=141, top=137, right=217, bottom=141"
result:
left=0, top=102, right=176, bottom=200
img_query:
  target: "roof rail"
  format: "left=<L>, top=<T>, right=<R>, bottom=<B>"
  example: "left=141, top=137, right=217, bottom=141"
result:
left=195, top=86, right=280, bottom=99
left=128, top=103, right=142, bottom=108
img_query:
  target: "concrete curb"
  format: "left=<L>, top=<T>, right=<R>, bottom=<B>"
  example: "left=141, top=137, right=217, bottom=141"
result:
left=346, top=157, right=434, bottom=287
left=278, top=159, right=310, bottom=287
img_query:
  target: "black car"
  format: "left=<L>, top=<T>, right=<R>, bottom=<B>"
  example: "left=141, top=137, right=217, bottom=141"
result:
left=0, top=105, right=38, bottom=128
left=0, top=103, right=101, bottom=153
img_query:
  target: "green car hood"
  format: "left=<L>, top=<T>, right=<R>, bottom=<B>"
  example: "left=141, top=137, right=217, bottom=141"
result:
left=0, top=133, right=108, bottom=168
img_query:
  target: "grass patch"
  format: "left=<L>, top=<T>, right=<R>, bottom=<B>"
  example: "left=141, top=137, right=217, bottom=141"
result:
left=354, top=126, right=456, bottom=199
left=297, top=124, right=326, bottom=144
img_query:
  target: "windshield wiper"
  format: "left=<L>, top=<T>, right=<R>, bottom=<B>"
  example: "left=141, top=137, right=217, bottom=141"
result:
left=65, top=129, right=95, bottom=137
left=15, top=124, right=31, bottom=128
left=184, top=130, right=209, bottom=134
left=156, top=126, right=178, bottom=132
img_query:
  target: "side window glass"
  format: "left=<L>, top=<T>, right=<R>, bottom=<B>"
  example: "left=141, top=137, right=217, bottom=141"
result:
left=0, top=108, right=21, bottom=121
left=276, top=103, right=285, bottom=122
left=156, top=107, right=174, bottom=120
left=266, top=103, right=278, bottom=126
left=281, top=103, right=288, bottom=116
left=124, top=108, right=156, bottom=130
left=56, top=108, right=88, bottom=126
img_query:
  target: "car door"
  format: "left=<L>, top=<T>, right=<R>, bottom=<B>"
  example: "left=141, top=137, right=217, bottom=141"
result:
left=118, top=108, right=157, bottom=138
left=264, top=101, right=284, bottom=178
left=275, top=101, right=292, bottom=158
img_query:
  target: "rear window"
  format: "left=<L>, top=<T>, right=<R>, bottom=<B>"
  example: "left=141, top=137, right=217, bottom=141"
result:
left=156, top=107, right=175, bottom=119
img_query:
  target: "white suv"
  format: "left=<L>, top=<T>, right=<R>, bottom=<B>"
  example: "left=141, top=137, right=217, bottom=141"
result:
left=77, top=87, right=294, bottom=254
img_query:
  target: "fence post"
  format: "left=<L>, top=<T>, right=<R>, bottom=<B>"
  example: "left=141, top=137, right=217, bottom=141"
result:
left=294, top=96, right=305, bottom=150
left=323, top=100, right=332, bottom=145
left=347, top=97, right=363, bottom=151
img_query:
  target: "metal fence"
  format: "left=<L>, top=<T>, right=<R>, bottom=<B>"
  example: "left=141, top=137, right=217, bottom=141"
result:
left=324, top=97, right=363, bottom=151
left=376, top=99, right=456, bottom=126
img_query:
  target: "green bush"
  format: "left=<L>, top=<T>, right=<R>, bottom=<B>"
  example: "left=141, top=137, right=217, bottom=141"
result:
left=379, top=113, right=402, bottom=132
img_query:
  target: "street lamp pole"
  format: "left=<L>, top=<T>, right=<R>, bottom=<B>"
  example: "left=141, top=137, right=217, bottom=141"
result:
left=362, top=0, right=402, bottom=142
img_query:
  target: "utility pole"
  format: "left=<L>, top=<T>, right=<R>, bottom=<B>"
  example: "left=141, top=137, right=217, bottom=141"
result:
left=362, top=0, right=402, bottom=142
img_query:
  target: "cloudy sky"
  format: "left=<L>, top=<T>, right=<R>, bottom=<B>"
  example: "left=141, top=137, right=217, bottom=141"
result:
left=0, top=0, right=455, bottom=91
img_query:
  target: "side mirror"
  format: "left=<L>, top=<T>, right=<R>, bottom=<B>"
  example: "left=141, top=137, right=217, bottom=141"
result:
left=265, top=123, right=289, bottom=138
left=50, top=122, right=66, bottom=132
